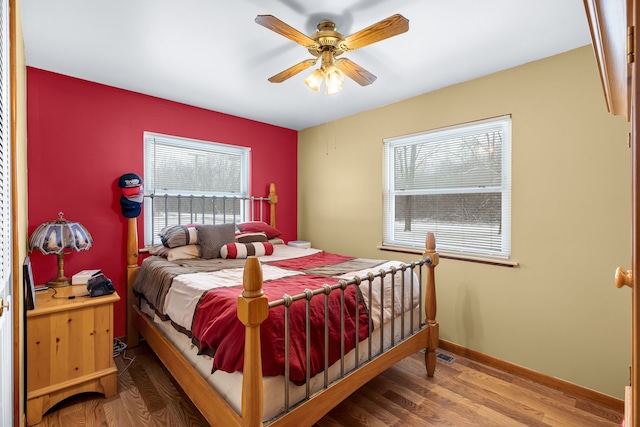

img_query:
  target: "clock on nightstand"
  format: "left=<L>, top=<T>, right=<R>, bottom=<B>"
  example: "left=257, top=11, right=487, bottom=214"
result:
left=25, top=286, right=120, bottom=426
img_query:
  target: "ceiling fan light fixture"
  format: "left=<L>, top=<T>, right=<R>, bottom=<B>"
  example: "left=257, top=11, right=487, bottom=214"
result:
left=304, top=68, right=324, bottom=92
left=324, top=66, right=344, bottom=95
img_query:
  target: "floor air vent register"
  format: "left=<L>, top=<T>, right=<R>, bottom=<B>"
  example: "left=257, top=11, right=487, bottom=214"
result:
left=421, top=349, right=456, bottom=364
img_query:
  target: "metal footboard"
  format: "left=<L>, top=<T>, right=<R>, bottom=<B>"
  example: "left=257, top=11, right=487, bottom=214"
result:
left=267, top=256, right=433, bottom=415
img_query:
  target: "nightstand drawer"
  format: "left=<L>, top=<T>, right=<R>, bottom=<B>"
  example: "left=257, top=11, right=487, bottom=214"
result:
left=27, top=303, right=114, bottom=390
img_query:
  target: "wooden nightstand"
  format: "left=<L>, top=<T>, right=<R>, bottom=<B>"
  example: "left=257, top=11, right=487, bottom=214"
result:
left=26, top=286, right=120, bottom=426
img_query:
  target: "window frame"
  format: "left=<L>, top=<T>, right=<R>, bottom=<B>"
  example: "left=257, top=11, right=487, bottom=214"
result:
left=382, top=115, right=512, bottom=260
left=143, top=132, right=250, bottom=246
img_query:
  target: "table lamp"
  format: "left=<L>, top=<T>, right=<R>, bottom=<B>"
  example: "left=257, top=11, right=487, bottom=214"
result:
left=28, top=212, right=93, bottom=287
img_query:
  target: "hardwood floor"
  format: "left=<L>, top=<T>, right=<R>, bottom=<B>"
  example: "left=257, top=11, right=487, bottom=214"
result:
left=32, top=341, right=623, bottom=426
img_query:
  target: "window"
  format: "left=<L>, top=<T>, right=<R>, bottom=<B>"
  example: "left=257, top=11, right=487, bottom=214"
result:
left=383, top=116, right=512, bottom=259
left=143, top=132, right=250, bottom=245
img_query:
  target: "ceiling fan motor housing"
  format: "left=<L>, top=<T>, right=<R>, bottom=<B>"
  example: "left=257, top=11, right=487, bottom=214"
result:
left=308, top=20, right=345, bottom=57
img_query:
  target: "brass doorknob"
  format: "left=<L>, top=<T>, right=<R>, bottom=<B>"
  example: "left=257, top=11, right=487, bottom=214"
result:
left=615, top=267, right=633, bottom=288
left=0, top=297, right=8, bottom=317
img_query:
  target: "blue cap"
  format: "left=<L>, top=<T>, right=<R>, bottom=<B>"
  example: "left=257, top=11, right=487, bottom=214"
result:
left=120, top=194, right=142, bottom=218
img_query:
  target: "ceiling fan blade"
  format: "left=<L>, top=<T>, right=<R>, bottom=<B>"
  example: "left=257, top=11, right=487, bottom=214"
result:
left=335, top=58, right=377, bottom=86
left=268, top=58, right=318, bottom=83
left=341, top=14, right=409, bottom=51
left=255, top=15, right=319, bottom=50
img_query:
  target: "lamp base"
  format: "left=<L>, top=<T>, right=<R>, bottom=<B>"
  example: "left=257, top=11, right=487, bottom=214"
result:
left=47, top=277, right=71, bottom=287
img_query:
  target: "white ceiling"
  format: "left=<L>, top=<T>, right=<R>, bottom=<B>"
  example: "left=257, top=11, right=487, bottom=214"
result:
left=20, top=0, right=593, bottom=131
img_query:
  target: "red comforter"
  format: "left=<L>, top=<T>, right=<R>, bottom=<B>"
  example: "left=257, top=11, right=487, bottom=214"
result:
left=191, top=253, right=370, bottom=384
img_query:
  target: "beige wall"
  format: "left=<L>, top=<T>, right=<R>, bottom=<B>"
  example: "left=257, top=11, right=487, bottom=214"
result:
left=298, top=45, right=632, bottom=399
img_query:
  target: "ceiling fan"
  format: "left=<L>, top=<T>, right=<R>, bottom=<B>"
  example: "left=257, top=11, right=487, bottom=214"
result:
left=255, top=14, right=409, bottom=94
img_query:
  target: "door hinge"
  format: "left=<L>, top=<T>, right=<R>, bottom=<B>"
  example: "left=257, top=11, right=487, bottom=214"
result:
left=628, top=25, right=635, bottom=64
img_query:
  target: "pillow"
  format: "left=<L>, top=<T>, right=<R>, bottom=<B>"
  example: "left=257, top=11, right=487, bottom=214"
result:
left=159, top=225, right=199, bottom=248
left=196, top=223, right=236, bottom=259
left=149, top=244, right=201, bottom=261
left=237, top=221, right=282, bottom=239
left=220, top=242, right=274, bottom=259
left=235, top=231, right=268, bottom=243
left=269, top=237, right=285, bottom=245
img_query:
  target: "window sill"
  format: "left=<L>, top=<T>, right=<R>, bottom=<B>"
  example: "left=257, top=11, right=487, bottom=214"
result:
left=378, top=245, right=519, bottom=268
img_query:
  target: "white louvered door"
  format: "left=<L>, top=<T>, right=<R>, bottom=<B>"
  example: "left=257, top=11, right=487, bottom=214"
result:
left=0, top=0, right=12, bottom=424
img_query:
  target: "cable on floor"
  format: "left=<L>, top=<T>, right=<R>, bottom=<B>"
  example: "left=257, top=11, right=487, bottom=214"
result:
left=113, top=337, right=136, bottom=376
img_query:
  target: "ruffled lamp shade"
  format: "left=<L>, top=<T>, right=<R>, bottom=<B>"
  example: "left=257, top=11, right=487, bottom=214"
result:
left=28, top=212, right=93, bottom=287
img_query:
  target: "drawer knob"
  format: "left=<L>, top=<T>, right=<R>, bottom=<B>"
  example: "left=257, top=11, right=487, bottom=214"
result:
left=615, top=267, right=633, bottom=288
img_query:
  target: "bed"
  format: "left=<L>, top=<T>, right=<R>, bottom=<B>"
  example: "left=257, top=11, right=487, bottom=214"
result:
left=125, top=183, right=439, bottom=426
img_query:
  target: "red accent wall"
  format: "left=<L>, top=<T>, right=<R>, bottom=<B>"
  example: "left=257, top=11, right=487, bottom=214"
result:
left=27, top=67, right=298, bottom=337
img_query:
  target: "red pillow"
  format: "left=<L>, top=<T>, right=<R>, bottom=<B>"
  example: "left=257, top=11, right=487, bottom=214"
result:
left=238, top=221, right=281, bottom=239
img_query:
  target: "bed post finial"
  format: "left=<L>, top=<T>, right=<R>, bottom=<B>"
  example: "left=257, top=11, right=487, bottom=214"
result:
left=269, top=183, right=277, bottom=229
left=238, top=256, right=268, bottom=426
left=423, top=232, right=439, bottom=377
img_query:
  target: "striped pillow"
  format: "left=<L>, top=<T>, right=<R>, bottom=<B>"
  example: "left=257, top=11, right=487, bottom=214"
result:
left=149, top=244, right=201, bottom=261
left=220, top=242, right=274, bottom=259
left=235, top=231, right=268, bottom=243
left=159, top=225, right=199, bottom=248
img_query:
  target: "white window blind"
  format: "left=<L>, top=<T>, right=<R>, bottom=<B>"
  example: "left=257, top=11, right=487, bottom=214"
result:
left=383, top=115, right=512, bottom=259
left=143, top=132, right=250, bottom=245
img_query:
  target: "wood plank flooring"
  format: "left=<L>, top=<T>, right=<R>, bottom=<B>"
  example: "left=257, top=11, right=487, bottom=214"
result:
left=32, top=341, right=623, bottom=426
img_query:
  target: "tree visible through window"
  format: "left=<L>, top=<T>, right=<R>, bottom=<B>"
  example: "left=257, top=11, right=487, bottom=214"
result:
left=383, top=116, right=512, bottom=259
left=143, top=132, right=250, bottom=246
